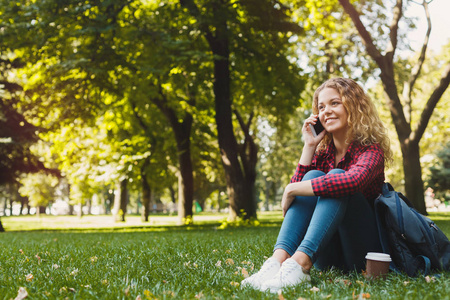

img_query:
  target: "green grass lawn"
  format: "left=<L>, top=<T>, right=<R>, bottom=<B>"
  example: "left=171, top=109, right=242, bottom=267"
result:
left=0, top=212, right=449, bottom=299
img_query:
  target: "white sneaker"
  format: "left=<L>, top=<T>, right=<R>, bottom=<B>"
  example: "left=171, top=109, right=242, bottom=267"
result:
left=260, top=258, right=311, bottom=293
left=241, top=257, right=281, bottom=290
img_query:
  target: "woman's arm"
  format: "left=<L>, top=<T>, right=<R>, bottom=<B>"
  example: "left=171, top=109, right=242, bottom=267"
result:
left=281, top=180, right=315, bottom=216
left=283, top=115, right=326, bottom=216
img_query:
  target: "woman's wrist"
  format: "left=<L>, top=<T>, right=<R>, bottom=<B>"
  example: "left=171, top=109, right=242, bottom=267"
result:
left=299, top=145, right=316, bottom=165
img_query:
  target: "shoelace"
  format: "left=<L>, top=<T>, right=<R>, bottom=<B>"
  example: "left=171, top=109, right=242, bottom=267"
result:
left=278, top=262, right=299, bottom=283
left=259, top=262, right=278, bottom=277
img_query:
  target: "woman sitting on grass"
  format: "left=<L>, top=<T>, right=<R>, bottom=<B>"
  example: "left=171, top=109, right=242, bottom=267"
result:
left=242, top=77, right=392, bottom=292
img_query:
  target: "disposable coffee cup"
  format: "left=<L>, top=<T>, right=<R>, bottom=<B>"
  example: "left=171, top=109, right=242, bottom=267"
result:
left=365, top=252, right=391, bottom=280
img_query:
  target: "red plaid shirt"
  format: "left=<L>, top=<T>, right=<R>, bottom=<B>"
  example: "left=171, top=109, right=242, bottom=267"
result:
left=290, top=141, right=385, bottom=202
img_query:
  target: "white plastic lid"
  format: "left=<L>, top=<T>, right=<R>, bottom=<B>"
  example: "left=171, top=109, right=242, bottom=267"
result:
left=365, top=252, right=392, bottom=262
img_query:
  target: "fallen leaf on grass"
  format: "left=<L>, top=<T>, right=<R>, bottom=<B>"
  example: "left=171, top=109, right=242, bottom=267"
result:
left=164, top=290, right=175, bottom=297
left=52, top=264, right=60, bottom=269
left=35, top=254, right=41, bottom=264
left=143, top=290, right=156, bottom=299
left=310, top=286, right=320, bottom=292
left=336, top=279, right=352, bottom=286
left=19, top=249, right=24, bottom=255
left=14, top=287, right=28, bottom=300
left=69, top=269, right=79, bottom=276
left=90, top=256, right=98, bottom=263
left=25, top=274, right=34, bottom=282
left=225, top=258, right=234, bottom=265
left=241, top=267, right=249, bottom=278
left=135, top=296, right=142, bottom=300
left=352, top=291, right=371, bottom=299
left=278, top=290, right=286, bottom=300
left=195, top=291, right=204, bottom=299
left=403, top=281, right=410, bottom=286
left=215, top=260, right=222, bottom=267
left=230, top=281, right=239, bottom=287
left=360, top=293, right=371, bottom=299
left=425, top=276, right=436, bottom=283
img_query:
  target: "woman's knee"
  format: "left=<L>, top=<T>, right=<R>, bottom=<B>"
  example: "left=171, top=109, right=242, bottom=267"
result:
left=328, top=168, right=345, bottom=175
left=303, top=170, right=325, bottom=181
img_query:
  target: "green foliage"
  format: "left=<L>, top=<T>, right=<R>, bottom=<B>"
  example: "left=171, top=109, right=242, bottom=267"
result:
left=428, top=143, right=450, bottom=202
left=218, top=209, right=261, bottom=229
left=0, top=55, right=49, bottom=184
left=18, top=172, right=59, bottom=207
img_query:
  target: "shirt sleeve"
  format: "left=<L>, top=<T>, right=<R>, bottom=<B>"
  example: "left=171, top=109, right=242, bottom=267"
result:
left=310, top=144, right=384, bottom=198
left=290, top=163, right=314, bottom=183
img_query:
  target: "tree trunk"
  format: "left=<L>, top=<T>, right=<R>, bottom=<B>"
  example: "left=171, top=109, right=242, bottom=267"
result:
left=169, top=185, right=176, bottom=204
left=0, top=218, right=4, bottom=232
left=8, top=182, right=15, bottom=216
left=152, top=93, right=195, bottom=222
left=87, top=199, right=92, bottom=215
left=400, top=141, right=426, bottom=214
left=175, top=125, right=194, bottom=223
left=3, top=195, right=7, bottom=216
left=131, top=90, right=195, bottom=223
left=141, top=170, right=151, bottom=222
left=68, top=184, right=74, bottom=215
left=19, top=196, right=26, bottom=215
left=77, top=202, right=83, bottom=218
left=180, top=0, right=257, bottom=220
left=38, top=206, right=46, bottom=216
left=119, top=179, right=128, bottom=222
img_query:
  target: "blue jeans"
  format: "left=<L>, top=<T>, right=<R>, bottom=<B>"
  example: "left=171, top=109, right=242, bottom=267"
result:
left=274, top=169, right=382, bottom=272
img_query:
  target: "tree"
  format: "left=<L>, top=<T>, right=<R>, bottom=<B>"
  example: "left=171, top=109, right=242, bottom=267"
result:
left=338, top=0, right=450, bottom=213
left=0, top=69, right=47, bottom=185
left=19, top=172, right=59, bottom=216
left=180, top=0, right=305, bottom=219
left=0, top=54, right=58, bottom=230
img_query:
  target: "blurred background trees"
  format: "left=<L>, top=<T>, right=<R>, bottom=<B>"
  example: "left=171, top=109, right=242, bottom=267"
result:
left=1, top=0, right=449, bottom=228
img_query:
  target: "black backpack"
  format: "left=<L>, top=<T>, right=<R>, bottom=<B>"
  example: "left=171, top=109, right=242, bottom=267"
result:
left=374, top=183, right=450, bottom=276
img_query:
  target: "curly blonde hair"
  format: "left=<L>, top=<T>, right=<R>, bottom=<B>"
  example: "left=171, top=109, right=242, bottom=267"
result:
left=312, top=77, right=393, bottom=165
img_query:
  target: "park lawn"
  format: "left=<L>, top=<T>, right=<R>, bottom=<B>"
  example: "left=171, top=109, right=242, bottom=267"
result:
left=1, top=211, right=284, bottom=232
left=0, top=213, right=449, bottom=299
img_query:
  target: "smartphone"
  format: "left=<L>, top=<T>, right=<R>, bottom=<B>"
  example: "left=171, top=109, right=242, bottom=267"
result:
left=309, top=119, right=325, bottom=137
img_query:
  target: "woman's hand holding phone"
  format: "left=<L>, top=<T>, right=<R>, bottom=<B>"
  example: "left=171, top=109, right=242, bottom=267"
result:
left=309, top=119, right=324, bottom=137
left=303, top=115, right=326, bottom=145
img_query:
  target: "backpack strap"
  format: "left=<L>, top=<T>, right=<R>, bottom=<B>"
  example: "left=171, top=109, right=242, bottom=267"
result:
left=416, top=255, right=432, bottom=275
left=382, top=182, right=393, bottom=195
left=374, top=183, right=399, bottom=272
